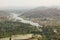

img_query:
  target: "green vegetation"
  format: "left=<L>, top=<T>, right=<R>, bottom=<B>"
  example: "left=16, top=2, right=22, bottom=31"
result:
left=0, top=21, right=36, bottom=38
left=0, top=21, right=60, bottom=40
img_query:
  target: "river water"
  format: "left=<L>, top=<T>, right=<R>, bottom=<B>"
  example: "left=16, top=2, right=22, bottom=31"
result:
left=11, top=13, right=42, bottom=27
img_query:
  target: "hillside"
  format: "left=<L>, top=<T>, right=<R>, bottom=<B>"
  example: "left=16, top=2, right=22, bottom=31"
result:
left=21, top=7, right=60, bottom=19
left=0, top=21, right=60, bottom=40
left=0, top=21, right=37, bottom=38
left=0, top=11, right=10, bottom=16
left=0, top=8, right=31, bottom=17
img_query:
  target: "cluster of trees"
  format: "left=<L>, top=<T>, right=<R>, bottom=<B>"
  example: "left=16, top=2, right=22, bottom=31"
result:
left=0, top=21, right=36, bottom=38
left=41, top=26, right=60, bottom=40
left=0, top=21, right=60, bottom=40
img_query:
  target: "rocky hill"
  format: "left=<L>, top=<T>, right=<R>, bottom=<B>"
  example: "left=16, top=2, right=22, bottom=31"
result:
left=21, top=7, right=60, bottom=19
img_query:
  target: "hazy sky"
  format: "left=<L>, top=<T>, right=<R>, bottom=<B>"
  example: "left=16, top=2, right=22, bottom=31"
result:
left=0, top=0, right=60, bottom=8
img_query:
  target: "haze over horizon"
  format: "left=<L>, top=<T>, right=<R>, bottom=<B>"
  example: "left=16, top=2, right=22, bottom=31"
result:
left=0, top=0, right=60, bottom=8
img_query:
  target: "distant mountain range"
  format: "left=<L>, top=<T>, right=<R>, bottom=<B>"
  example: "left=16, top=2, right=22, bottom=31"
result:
left=0, top=8, right=31, bottom=16
left=21, top=7, right=60, bottom=19
left=0, top=7, right=60, bottom=20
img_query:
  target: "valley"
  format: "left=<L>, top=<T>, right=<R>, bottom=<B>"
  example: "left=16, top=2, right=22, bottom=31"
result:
left=0, top=7, right=60, bottom=40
